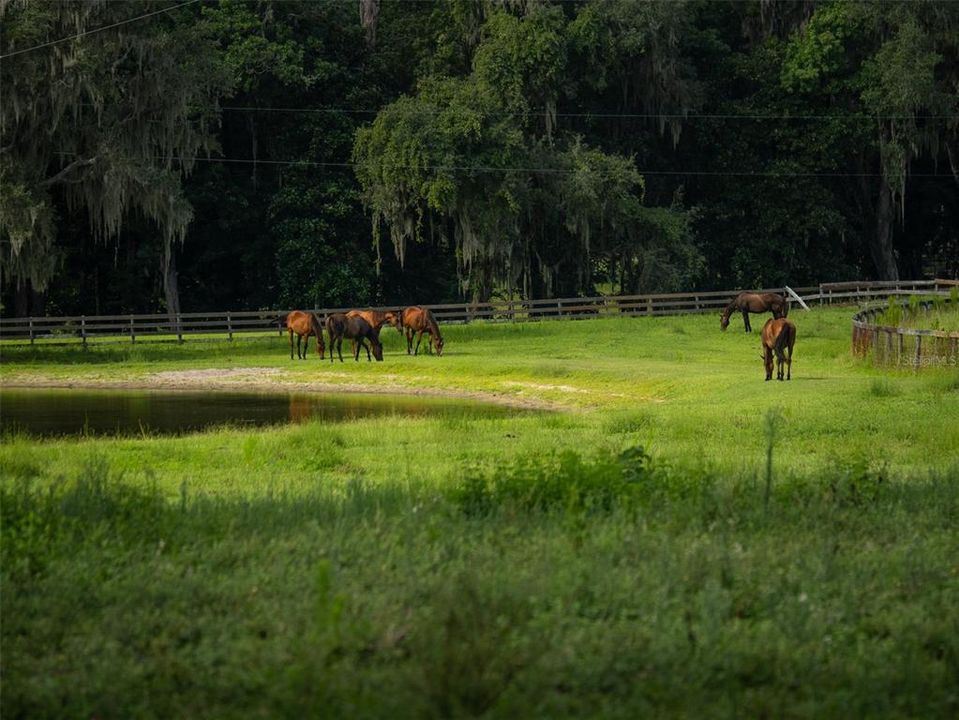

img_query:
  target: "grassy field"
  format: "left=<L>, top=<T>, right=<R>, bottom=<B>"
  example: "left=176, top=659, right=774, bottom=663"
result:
left=2, top=307, right=958, bottom=718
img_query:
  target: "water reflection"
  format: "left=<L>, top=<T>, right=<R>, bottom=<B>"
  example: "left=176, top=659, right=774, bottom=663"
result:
left=0, top=388, right=529, bottom=438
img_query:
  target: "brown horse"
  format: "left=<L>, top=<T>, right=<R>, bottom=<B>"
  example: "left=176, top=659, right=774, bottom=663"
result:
left=399, top=306, right=444, bottom=356
left=345, top=310, right=399, bottom=358
left=284, top=310, right=325, bottom=360
left=326, top=313, right=383, bottom=362
left=721, top=292, right=789, bottom=333
left=345, top=309, right=400, bottom=332
left=760, top=318, right=797, bottom=381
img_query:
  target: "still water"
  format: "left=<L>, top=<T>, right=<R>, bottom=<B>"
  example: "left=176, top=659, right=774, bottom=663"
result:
left=0, top=388, right=528, bottom=438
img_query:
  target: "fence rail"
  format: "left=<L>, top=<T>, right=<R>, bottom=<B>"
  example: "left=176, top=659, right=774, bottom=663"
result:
left=852, top=295, right=959, bottom=369
left=2, top=279, right=956, bottom=347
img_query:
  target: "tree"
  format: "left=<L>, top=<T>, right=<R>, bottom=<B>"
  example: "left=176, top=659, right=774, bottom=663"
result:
left=354, top=3, right=700, bottom=302
left=781, top=1, right=959, bottom=279
left=0, top=0, right=232, bottom=316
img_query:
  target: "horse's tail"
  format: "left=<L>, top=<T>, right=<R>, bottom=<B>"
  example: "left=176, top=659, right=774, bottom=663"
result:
left=774, top=321, right=795, bottom=358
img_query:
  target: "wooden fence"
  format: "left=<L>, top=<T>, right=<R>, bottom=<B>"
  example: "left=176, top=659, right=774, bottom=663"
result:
left=852, top=296, right=959, bottom=369
left=1, top=279, right=956, bottom=347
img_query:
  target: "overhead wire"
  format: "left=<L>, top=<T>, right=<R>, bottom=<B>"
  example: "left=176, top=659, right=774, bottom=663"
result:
left=81, top=153, right=956, bottom=179
left=220, top=105, right=959, bottom=122
left=0, top=0, right=202, bottom=60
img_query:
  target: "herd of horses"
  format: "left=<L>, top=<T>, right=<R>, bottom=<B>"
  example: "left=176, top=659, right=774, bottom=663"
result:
left=283, top=306, right=443, bottom=363
left=283, top=291, right=796, bottom=381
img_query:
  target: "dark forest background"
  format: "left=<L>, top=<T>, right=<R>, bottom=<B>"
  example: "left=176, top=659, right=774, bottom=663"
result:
left=2, top=0, right=957, bottom=317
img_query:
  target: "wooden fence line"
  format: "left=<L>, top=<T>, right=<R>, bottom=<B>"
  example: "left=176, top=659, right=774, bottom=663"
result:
left=851, top=296, right=959, bottom=370
left=2, top=279, right=955, bottom=347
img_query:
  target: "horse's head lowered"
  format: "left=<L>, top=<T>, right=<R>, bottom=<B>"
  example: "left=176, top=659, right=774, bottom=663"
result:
left=720, top=309, right=732, bottom=331
left=433, top=335, right=445, bottom=356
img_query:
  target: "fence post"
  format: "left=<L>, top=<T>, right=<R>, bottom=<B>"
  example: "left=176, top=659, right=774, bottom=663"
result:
left=646, top=297, right=653, bottom=316
left=897, top=332, right=904, bottom=365
left=130, top=315, right=135, bottom=344
left=29, top=318, right=34, bottom=345
left=914, top=335, right=922, bottom=369
left=227, top=312, right=233, bottom=341
left=80, top=316, right=87, bottom=347
left=176, top=313, right=183, bottom=344
left=556, top=300, right=563, bottom=318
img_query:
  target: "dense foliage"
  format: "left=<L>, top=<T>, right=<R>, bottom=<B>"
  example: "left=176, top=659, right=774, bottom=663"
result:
left=2, top=0, right=957, bottom=316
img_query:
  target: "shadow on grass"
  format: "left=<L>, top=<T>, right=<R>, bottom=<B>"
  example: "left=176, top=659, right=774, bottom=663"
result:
left=3, top=451, right=958, bottom=720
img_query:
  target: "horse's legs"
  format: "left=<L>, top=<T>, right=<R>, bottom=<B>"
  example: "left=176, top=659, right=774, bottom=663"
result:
left=303, top=334, right=309, bottom=359
left=363, top=339, right=371, bottom=362
left=337, top=337, right=344, bottom=362
left=743, top=310, right=751, bottom=333
left=764, top=347, right=773, bottom=381
left=414, top=331, right=424, bottom=355
left=786, top=343, right=793, bottom=380
left=289, top=330, right=295, bottom=360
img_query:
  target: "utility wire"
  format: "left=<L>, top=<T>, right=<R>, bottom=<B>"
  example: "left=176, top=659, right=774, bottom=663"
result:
left=221, top=105, right=959, bottom=122
left=151, top=154, right=959, bottom=178
left=0, top=0, right=201, bottom=60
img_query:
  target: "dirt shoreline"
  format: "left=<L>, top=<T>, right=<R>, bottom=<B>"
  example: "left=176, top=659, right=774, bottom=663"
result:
left=2, top=370, right=566, bottom=412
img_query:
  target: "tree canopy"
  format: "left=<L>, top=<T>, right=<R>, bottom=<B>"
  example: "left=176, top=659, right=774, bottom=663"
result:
left=2, top=0, right=956, bottom=317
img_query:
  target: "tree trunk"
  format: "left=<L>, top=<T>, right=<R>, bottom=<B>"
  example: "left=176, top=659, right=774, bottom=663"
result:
left=163, top=245, right=182, bottom=324
left=870, top=178, right=899, bottom=281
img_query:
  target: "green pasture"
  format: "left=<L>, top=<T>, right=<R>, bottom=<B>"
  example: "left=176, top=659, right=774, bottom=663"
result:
left=2, top=307, right=958, bottom=718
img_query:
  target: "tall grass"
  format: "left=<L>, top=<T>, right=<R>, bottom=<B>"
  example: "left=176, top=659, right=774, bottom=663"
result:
left=3, top=451, right=958, bottom=718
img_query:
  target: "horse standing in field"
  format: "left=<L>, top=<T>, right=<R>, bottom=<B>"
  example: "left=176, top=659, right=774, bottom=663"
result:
left=284, top=310, right=325, bottom=360
left=326, top=313, right=383, bottom=362
left=345, top=309, right=399, bottom=359
left=760, top=318, right=797, bottom=381
left=720, top=292, right=789, bottom=333
left=399, top=306, right=444, bottom=356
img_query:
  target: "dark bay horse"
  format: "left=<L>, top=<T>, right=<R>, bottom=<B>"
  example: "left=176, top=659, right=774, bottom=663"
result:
left=721, top=292, right=789, bottom=333
left=760, top=318, right=797, bottom=381
left=326, top=313, right=383, bottom=362
left=284, top=310, right=325, bottom=360
left=399, top=306, right=444, bottom=356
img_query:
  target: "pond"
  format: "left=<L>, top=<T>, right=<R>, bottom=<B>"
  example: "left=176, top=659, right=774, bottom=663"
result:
left=0, top=388, right=531, bottom=438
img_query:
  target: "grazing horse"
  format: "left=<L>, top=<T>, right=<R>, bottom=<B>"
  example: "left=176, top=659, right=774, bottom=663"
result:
left=721, top=292, right=789, bottom=333
left=760, top=318, right=797, bottom=381
left=284, top=310, right=325, bottom=360
left=326, top=313, right=383, bottom=362
left=345, top=309, right=400, bottom=332
left=400, top=306, right=444, bottom=356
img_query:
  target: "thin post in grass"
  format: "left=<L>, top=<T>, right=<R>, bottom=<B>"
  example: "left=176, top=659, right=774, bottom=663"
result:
left=764, top=408, right=782, bottom=511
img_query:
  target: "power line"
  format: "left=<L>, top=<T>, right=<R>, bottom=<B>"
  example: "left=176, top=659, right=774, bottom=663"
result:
left=221, top=105, right=959, bottom=122
left=154, top=154, right=959, bottom=178
left=0, top=0, right=201, bottom=60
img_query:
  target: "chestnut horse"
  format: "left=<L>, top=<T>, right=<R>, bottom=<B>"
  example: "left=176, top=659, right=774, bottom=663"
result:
left=760, top=318, right=797, bottom=381
left=326, top=313, right=383, bottom=362
left=721, top=292, right=789, bottom=333
left=346, top=309, right=400, bottom=331
left=399, top=306, right=444, bottom=356
left=284, top=310, right=325, bottom=360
